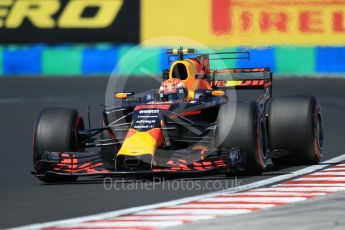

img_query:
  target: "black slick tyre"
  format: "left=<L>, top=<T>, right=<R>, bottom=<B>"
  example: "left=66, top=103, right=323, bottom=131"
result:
left=216, top=101, right=267, bottom=174
left=268, top=96, right=323, bottom=166
left=33, top=108, right=85, bottom=182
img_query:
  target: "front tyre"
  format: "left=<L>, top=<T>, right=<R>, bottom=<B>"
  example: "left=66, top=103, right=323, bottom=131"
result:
left=33, top=108, right=85, bottom=182
left=216, top=101, right=267, bottom=174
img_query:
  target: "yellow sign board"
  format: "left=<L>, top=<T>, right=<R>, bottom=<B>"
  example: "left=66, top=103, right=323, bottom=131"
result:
left=141, top=0, right=345, bottom=47
left=0, top=0, right=123, bottom=29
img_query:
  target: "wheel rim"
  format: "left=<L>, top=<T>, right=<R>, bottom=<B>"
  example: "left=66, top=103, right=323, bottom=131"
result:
left=315, top=112, right=323, bottom=153
left=257, top=120, right=267, bottom=168
left=74, top=116, right=86, bottom=151
left=260, top=121, right=267, bottom=160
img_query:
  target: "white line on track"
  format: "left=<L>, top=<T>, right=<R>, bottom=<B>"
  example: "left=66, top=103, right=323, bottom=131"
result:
left=12, top=154, right=345, bottom=230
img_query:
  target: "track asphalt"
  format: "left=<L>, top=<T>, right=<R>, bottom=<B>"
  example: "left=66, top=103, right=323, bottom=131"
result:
left=0, top=77, right=344, bottom=228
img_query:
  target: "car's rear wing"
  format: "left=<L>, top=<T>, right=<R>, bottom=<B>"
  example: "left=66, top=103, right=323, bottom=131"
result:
left=211, top=67, right=272, bottom=102
left=211, top=67, right=272, bottom=89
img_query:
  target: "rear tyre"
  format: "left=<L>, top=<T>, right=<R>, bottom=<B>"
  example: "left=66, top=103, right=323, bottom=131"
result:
left=216, top=101, right=267, bottom=174
left=268, top=96, right=323, bottom=166
left=33, top=108, right=85, bottom=182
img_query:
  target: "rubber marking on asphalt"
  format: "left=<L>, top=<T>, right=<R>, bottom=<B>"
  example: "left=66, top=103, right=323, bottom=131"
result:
left=13, top=154, right=345, bottom=230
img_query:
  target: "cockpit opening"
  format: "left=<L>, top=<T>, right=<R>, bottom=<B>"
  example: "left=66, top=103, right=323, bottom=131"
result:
left=171, top=63, right=188, bottom=80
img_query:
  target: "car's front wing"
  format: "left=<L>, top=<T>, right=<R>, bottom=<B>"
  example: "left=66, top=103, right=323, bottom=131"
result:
left=32, top=148, right=245, bottom=180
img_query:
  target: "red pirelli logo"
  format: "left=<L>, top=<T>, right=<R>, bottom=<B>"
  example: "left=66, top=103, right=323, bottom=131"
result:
left=212, top=0, right=345, bottom=35
left=142, top=0, right=345, bottom=47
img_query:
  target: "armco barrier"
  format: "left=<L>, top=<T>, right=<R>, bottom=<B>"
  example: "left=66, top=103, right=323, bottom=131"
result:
left=1, top=45, right=345, bottom=76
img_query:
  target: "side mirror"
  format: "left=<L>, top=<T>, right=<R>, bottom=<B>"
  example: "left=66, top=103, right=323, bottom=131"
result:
left=162, top=70, right=169, bottom=80
left=196, top=74, right=206, bottom=79
left=211, top=90, right=225, bottom=97
left=114, top=92, right=134, bottom=99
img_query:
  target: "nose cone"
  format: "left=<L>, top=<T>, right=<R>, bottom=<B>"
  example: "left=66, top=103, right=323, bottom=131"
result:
left=117, top=128, right=163, bottom=157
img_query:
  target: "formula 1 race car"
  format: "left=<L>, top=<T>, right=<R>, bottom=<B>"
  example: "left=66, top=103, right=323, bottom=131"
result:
left=32, top=48, right=323, bottom=182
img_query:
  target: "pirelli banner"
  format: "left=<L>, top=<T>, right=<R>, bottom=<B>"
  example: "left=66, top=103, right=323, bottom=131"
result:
left=2, top=0, right=345, bottom=76
left=0, top=0, right=139, bottom=43
left=2, top=0, right=345, bottom=46
left=141, top=0, right=345, bottom=47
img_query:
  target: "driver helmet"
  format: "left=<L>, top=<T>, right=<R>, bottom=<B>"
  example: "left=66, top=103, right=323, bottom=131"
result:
left=159, top=78, right=188, bottom=102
